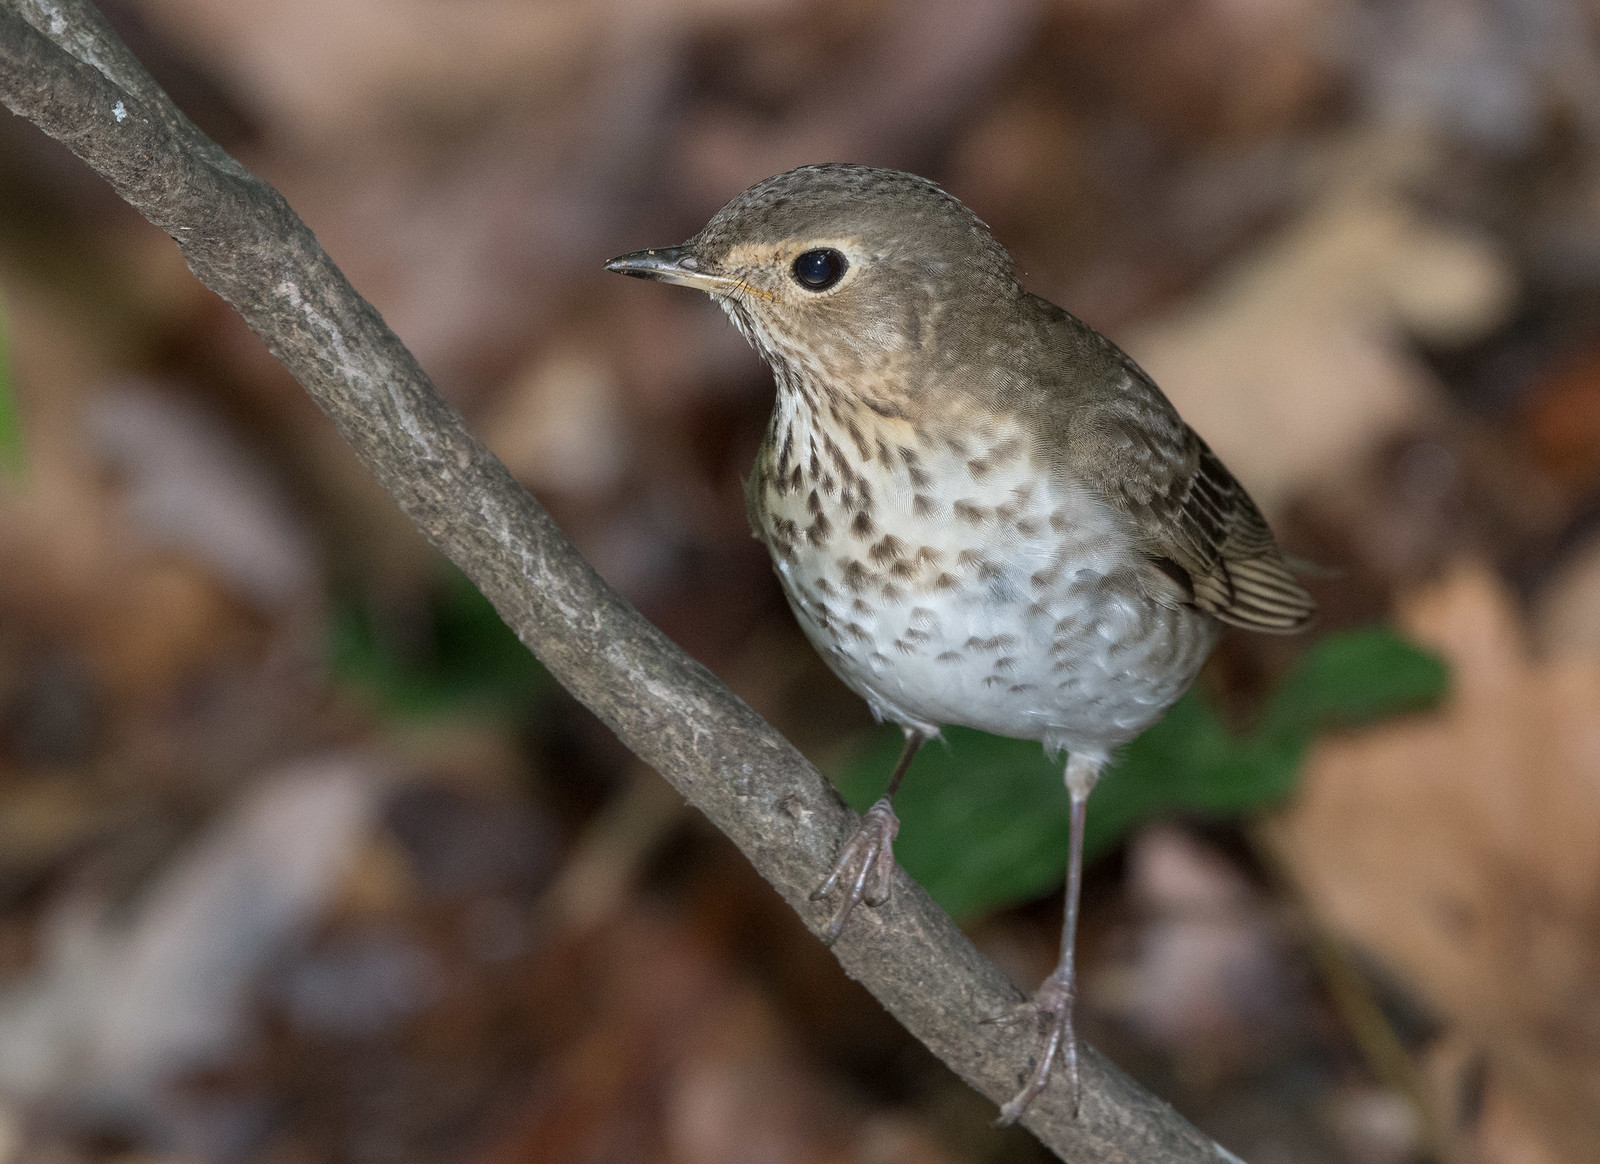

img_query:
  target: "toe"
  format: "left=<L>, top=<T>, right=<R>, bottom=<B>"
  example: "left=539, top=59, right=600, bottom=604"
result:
left=995, top=1093, right=1029, bottom=1128
left=819, top=838, right=879, bottom=944
left=811, top=800, right=901, bottom=938
left=861, top=840, right=897, bottom=907
left=987, top=976, right=1082, bottom=1124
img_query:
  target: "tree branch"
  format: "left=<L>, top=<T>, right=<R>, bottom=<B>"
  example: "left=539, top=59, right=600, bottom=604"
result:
left=0, top=4, right=1243, bottom=1159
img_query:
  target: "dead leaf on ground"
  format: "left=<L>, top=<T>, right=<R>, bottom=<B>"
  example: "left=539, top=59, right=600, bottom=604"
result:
left=132, top=0, right=606, bottom=143
left=1533, top=532, right=1600, bottom=658
left=0, top=757, right=382, bottom=1125
left=1267, top=565, right=1600, bottom=1164
left=1124, top=133, right=1516, bottom=513
left=473, top=905, right=969, bottom=1164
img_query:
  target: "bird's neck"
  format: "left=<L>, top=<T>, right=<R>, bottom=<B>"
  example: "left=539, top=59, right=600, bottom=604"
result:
left=762, top=360, right=912, bottom=495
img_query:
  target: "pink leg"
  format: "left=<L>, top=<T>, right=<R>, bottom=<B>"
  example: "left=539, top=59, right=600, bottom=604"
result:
left=991, top=753, right=1101, bottom=1124
left=810, top=729, right=924, bottom=944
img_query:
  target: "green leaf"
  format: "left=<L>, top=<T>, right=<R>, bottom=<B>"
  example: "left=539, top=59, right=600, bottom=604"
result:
left=0, top=288, right=25, bottom=479
left=1259, top=624, right=1450, bottom=739
left=329, top=565, right=552, bottom=720
left=831, top=626, right=1447, bottom=919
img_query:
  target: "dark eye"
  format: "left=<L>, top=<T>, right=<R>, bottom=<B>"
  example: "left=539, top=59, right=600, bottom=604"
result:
left=791, top=248, right=848, bottom=291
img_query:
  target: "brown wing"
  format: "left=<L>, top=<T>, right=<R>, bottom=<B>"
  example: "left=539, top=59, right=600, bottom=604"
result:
left=1081, top=360, right=1314, bottom=633
left=1145, top=435, right=1316, bottom=632
left=1011, top=296, right=1316, bottom=633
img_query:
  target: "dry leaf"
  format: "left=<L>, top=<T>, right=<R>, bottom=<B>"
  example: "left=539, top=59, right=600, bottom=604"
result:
left=1533, top=534, right=1600, bottom=658
left=0, top=758, right=381, bottom=1121
left=473, top=905, right=968, bottom=1164
left=1268, top=565, right=1600, bottom=1163
left=480, top=348, right=630, bottom=497
left=1090, top=826, right=1304, bottom=1089
left=132, top=0, right=605, bottom=143
left=1124, top=133, right=1515, bottom=513
left=87, top=383, right=320, bottom=612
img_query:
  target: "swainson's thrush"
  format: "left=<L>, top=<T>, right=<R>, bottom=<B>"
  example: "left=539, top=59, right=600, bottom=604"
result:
left=606, top=164, right=1313, bottom=1124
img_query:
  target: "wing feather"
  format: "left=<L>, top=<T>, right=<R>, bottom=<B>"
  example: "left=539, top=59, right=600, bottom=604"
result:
left=1019, top=297, right=1316, bottom=634
left=1137, top=439, right=1315, bottom=632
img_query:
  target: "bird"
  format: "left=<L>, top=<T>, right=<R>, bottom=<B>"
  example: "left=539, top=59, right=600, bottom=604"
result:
left=605, top=164, right=1314, bottom=1124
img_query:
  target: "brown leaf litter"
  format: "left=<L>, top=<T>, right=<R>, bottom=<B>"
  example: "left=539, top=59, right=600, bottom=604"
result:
left=1268, top=565, right=1600, bottom=1164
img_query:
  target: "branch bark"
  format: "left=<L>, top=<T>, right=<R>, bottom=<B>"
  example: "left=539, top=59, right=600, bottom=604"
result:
left=0, top=5, right=1243, bottom=1160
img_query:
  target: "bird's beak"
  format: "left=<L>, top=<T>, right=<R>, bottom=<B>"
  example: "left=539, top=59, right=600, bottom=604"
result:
left=604, top=245, right=738, bottom=293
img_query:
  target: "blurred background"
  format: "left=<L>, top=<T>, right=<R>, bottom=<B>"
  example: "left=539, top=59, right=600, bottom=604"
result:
left=1, top=0, right=1599, bottom=1161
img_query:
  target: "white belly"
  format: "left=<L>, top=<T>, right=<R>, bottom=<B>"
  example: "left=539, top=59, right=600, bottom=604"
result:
left=759, top=414, right=1218, bottom=760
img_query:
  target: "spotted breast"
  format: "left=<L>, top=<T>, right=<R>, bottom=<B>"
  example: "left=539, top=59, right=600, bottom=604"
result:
left=747, top=375, right=1220, bottom=765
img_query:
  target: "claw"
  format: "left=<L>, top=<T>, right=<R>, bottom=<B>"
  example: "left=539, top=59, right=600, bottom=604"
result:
left=991, top=970, right=1080, bottom=1126
left=810, top=797, right=899, bottom=944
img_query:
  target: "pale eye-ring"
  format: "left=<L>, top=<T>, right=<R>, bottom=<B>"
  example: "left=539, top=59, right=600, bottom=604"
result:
left=791, top=248, right=848, bottom=291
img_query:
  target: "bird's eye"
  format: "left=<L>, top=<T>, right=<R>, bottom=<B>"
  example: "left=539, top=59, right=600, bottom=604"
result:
left=791, top=248, right=848, bottom=291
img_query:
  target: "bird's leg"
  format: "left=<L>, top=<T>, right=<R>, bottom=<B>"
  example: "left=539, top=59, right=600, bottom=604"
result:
left=810, top=728, right=925, bottom=944
left=991, top=752, right=1101, bottom=1125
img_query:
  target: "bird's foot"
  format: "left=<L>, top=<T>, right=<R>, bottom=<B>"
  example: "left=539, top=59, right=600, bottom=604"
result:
left=809, top=797, right=900, bottom=945
left=985, top=968, right=1080, bottom=1126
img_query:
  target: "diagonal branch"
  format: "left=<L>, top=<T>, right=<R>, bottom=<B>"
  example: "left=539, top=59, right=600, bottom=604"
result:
left=0, top=4, right=1242, bottom=1159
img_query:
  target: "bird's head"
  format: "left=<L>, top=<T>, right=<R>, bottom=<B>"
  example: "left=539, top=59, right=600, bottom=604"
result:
left=606, top=165, right=1019, bottom=393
